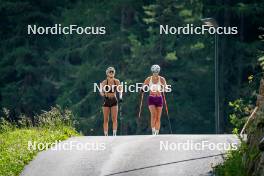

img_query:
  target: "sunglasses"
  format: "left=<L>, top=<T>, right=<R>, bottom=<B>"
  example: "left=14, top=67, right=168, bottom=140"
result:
left=109, top=70, right=114, bottom=74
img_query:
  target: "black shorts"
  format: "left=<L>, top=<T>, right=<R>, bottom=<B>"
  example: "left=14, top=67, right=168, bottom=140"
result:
left=103, top=97, right=118, bottom=107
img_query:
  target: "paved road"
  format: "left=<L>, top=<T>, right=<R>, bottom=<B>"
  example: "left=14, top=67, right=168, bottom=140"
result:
left=21, top=135, right=240, bottom=176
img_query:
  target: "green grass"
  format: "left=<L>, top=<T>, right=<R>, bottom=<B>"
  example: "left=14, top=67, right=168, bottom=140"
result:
left=0, top=126, right=79, bottom=176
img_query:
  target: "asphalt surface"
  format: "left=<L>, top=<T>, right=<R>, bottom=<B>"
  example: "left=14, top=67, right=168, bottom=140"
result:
left=21, top=135, right=240, bottom=176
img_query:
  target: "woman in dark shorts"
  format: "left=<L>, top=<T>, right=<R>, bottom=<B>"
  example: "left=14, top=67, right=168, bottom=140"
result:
left=143, top=65, right=167, bottom=135
left=100, top=67, right=122, bottom=136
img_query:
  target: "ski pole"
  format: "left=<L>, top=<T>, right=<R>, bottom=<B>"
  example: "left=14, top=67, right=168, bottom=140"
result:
left=119, top=102, right=123, bottom=135
left=138, top=92, right=144, bottom=118
left=162, top=92, right=173, bottom=134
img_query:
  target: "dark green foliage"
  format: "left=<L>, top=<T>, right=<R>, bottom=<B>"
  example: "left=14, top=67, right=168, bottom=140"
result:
left=0, top=0, right=263, bottom=135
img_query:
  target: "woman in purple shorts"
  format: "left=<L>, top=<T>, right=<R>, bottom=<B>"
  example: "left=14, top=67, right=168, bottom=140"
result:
left=143, top=65, right=167, bottom=135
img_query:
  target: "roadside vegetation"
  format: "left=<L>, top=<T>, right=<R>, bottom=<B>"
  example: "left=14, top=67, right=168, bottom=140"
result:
left=214, top=141, right=247, bottom=176
left=214, top=99, right=249, bottom=176
left=214, top=112, right=262, bottom=176
left=214, top=76, right=264, bottom=175
left=0, top=107, right=79, bottom=176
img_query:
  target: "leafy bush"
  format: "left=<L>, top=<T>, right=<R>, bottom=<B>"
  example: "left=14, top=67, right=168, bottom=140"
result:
left=214, top=99, right=251, bottom=175
left=215, top=97, right=263, bottom=176
left=35, top=106, right=75, bottom=128
left=17, top=114, right=33, bottom=128
left=0, top=108, right=14, bottom=133
left=0, top=106, right=77, bottom=131
left=228, top=99, right=251, bottom=134
left=214, top=144, right=247, bottom=176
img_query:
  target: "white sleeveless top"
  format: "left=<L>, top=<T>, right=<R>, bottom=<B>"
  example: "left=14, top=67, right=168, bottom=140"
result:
left=149, top=76, right=162, bottom=92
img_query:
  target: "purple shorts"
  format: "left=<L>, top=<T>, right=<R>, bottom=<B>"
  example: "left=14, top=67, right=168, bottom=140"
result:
left=148, top=96, right=163, bottom=107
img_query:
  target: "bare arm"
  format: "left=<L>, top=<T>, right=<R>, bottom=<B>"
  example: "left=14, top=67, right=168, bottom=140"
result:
left=160, top=76, right=167, bottom=92
left=115, top=79, right=123, bottom=99
left=100, top=80, right=106, bottom=97
left=142, top=77, right=150, bottom=92
left=144, top=77, right=150, bottom=85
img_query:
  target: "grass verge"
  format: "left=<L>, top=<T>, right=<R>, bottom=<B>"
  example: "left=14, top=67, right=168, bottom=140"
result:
left=0, top=124, right=79, bottom=176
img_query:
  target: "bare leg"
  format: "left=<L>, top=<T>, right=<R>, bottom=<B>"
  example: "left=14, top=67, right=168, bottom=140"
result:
left=149, top=105, right=156, bottom=134
left=155, top=106, right=163, bottom=134
left=102, top=107, right=110, bottom=136
left=111, top=105, right=118, bottom=135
